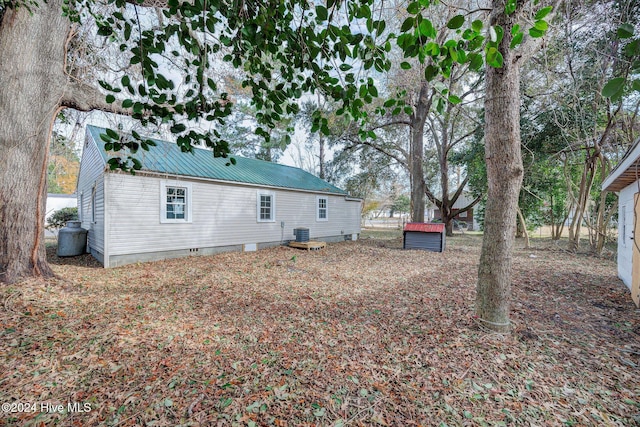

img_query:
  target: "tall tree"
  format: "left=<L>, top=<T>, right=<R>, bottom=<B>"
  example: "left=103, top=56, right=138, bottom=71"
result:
left=473, top=0, right=558, bottom=331
left=0, top=0, right=131, bottom=282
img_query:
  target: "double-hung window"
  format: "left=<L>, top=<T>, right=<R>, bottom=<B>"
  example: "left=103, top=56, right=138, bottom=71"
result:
left=160, top=181, right=192, bottom=223
left=257, top=191, right=275, bottom=222
left=316, top=196, right=328, bottom=221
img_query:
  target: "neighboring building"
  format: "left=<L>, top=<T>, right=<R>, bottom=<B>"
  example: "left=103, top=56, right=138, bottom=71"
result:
left=46, top=193, right=77, bottom=223
left=432, top=192, right=476, bottom=230
left=77, top=125, right=361, bottom=268
left=45, top=193, right=77, bottom=237
left=602, top=138, right=640, bottom=307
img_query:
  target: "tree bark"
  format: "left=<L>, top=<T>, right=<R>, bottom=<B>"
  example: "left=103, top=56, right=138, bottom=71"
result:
left=0, top=1, right=129, bottom=283
left=0, top=1, right=72, bottom=282
left=475, top=3, right=524, bottom=332
left=409, top=81, right=430, bottom=223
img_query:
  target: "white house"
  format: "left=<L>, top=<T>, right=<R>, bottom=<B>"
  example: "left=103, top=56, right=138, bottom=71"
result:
left=45, top=193, right=78, bottom=237
left=77, top=125, right=361, bottom=268
left=602, top=138, right=640, bottom=307
left=45, top=193, right=77, bottom=221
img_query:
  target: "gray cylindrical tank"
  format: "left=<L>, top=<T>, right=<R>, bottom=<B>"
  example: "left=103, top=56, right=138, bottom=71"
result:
left=57, top=221, right=88, bottom=257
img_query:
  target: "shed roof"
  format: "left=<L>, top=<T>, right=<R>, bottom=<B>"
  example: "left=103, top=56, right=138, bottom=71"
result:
left=87, top=125, right=347, bottom=195
left=404, top=223, right=446, bottom=233
left=602, top=137, right=640, bottom=192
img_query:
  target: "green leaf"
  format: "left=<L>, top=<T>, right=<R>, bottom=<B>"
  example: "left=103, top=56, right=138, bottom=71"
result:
left=419, top=19, right=435, bottom=38
left=315, top=5, right=328, bottom=21
left=618, top=23, right=635, bottom=39
left=488, top=26, right=504, bottom=44
left=529, top=27, right=544, bottom=38
left=448, top=95, right=462, bottom=104
left=533, top=20, right=548, bottom=31
left=468, top=53, right=483, bottom=70
left=424, top=64, right=438, bottom=81
left=505, top=0, right=517, bottom=15
left=633, top=79, right=640, bottom=92
left=602, top=77, right=625, bottom=100
left=400, top=17, right=415, bottom=33
left=97, top=25, right=112, bottom=36
left=446, top=15, right=465, bottom=30
left=471, top=20, right=483, bottom=32
left=121, top=75, right=130, bottom=87
left=425, top=42, right=440, bottom=56
left=406, top=1, right=420, bottom=14
left=624, top=39, right=640, bottom=57
left=170, top=123, right=187, bottom=133
left=106, top=128, right=119, bottom=139
left=486, top=47, right=504, bottom=68
left=133, top=102, right=144, bottom=114
left=510, top=32, right=524, bottom=49
left=106, top=94, right=116, bottom=104
left=535, top=6, right=553, bottom=20
left=400, top=61, right=412, bottom=70
left=122, top=99, right=133, bottom=108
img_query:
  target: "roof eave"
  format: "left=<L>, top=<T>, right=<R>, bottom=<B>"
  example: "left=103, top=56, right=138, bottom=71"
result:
left=602, top=138, right=640, bottom=192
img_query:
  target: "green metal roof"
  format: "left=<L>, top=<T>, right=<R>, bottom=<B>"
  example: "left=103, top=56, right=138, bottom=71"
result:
left=87, top=125, right=346, bottom=195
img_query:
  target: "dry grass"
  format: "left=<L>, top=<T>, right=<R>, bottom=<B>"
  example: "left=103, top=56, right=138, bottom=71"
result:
left=1, top=232, right=639, bottom=426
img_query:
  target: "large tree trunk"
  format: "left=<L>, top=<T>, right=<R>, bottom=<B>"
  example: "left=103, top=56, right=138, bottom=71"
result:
left=0, top=1, right=71, bottom=283
left=409, top=82, right=430, bottom=223
left=0, top=0, right=125, bottom=283
left=475, top=3, right=524, bottom=333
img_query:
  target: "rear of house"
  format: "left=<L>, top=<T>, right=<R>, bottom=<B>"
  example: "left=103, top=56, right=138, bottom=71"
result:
left=77, top=126, right=361, bottom=267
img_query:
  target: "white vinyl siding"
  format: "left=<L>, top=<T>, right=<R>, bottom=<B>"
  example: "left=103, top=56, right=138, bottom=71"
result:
left=617, top=185, right=636, bottom=289
left=622, top=206, right=626, bottom=248
left=316, top=196, right=328, bottom=221
left=104, top=174, right=361, bottom=261
left=77, top=130, right=106, bottom=256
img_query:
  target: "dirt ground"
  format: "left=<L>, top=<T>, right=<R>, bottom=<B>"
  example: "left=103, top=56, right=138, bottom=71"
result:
left=1, top=231, right=638, bottom=426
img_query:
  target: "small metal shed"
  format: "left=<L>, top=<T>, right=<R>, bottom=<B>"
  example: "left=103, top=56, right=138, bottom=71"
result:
left=403, top=222, right=446, bottom=252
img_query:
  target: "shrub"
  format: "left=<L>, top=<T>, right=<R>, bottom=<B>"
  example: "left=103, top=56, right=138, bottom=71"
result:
left=46, top=207, right=78, bottom=230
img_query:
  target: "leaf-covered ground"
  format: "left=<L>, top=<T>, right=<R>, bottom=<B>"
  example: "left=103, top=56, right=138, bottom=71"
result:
left=1, top=231, right=639, bottom=426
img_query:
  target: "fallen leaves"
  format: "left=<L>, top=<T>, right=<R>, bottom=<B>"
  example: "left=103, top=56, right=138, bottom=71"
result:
left=0, top=232, right=638, bottom=426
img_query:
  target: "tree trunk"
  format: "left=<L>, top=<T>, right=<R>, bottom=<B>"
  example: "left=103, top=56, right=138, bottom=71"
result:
left=475, top=4, right=523, bottom=333
left=516, top=206, right=530, bottom=249
left=317, top=92, right=326, bottom=179
left=409, top=82, right=430, bottom=223
left=445, top=218, right=454, bottom=236
left=0, top=1, right=72, bottom=283
left=0, top=0, right=125, bottom=283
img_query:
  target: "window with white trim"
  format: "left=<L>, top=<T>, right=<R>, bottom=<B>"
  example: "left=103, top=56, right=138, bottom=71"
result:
left=257, top=191, right=275, bottom=222
left=316, top=196, right=328, bottom=221
left=160, top=181, right=192, bottom=223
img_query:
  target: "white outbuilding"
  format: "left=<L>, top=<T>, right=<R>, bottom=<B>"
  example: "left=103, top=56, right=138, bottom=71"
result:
left=77, top=125, right=361, bottom=268
left=602, top=138, right=640, bottom=306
